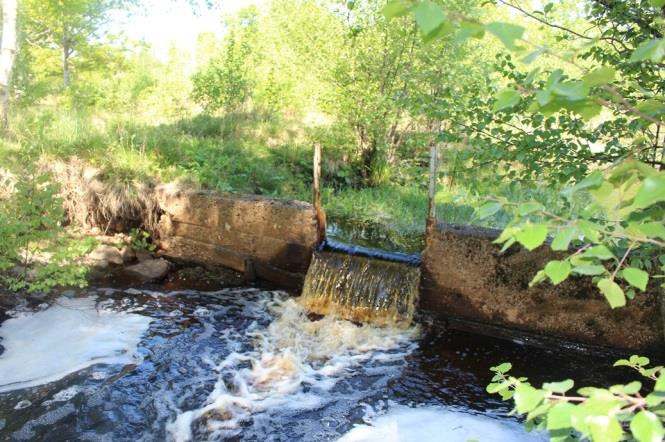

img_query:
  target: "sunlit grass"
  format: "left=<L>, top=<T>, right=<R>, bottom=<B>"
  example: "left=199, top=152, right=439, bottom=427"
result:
left=4, top=106, right=583, bottom=246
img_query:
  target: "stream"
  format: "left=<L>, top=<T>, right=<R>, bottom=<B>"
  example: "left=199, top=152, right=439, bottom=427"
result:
left=0, top=287, right=627, bottom=441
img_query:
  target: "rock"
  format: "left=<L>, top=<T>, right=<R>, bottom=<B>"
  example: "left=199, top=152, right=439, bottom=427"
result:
left=92, top=259, right=109, bottom=269
left=120, top=246, right=135, bottom=263
left=8, top=266, right=37, bottom=280
left=9, top=266, right=26, bottom=276
left=88, top=245, right=123, bottom=265
left=135, top=249, right=153, bottom=262
left=125, top=258, right=170, bottom=282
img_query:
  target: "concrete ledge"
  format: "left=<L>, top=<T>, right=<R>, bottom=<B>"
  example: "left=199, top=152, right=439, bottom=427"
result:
left=421, top=223, right=662, bottom=350
left=155, top=185, right=318, bottom=285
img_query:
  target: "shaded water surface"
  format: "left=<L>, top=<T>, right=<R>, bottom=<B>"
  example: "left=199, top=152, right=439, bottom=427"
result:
left=0, top=288, right=628, bottom=441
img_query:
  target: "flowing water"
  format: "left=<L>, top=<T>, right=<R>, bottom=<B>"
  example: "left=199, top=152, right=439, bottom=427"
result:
left=0, top=287, right=628, bottom=441
left=301, top=252, right=420, bottom=326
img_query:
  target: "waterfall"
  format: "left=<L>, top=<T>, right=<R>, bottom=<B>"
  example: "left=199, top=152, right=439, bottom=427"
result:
left=301, top=251, right=421, bottom=326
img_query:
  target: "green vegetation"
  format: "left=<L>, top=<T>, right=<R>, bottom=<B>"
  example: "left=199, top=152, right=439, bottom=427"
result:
left=389, top=0, right=665, bottom=439
left=0, top=0, right=664, bottom=438
left=0, top=172, right=93, bottom=292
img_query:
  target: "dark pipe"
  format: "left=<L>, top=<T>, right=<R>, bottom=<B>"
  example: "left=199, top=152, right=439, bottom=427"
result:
left=318, top=239, right=422, bottom=267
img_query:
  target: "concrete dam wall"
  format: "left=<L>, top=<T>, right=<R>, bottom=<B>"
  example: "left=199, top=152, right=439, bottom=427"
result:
left=420, top=223, right=662, bottom=351
left=153, top=186, right=663, bottom=351
left=155, top=185, right=319, bottom=288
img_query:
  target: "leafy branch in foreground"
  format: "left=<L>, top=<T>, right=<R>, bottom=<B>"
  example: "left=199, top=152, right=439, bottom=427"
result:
left=386, top=1, right=665, bottom=440
left=0, top=172, right=93, bottom=293
left=475, top=160, right=665, bottom=308
left=487, top=357, right=665, bottom=442
left=387, top=0, right=665, bottom=306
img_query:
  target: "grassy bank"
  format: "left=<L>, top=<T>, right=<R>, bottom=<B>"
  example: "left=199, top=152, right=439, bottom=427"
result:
left=1, top=108, right=576, bottom=252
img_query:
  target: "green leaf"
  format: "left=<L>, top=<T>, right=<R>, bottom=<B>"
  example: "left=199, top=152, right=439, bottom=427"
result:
left=637, top=99, right=665, bottom=118
left=577, top=219, right=602, bottom=243
left=582, top=245, right=615, bottom=260
left=574, top=171, right=604, bottom=191
left=609, top=159, right=658, bottom=181
left=613, top=358, right=630, bottom=367
left=487, top=381, right=511, bottom=393
left=536, top=89, right=552, bottom=106
left=637, top=222, right=665, bottom=241
left=582, top=67, right=616, bottom=87
left=647, top=373, right=665, bottom=406
left=631, top=411, right=665, bottom=442
left=649, top=0, right=665, bottom=6
left=543, top=379, right=574, bottom=393
left=598, top=278, right=626, bottom=308
left=551, top=227, right=577, bottom=251
left=524, top=67, right=540, bottom=85
left=514, top=383, right=545, bottom=414
left=500, top=237, right=516, bottom=253
left=522, top=48, right=545, bottom=64
left=526, top=402, right=551, bottom=422
left=516, top=224, right=548, bottom=251
left=632, top=174, right=665, bottom=209
left=414, top=1, right=446, bottom=36
left=491, top=362, right=512, bottom=373
left=619, top=381, right=642, bottom=395
left=492, top=88, right=521, bottom=112
left=476, top=201, right=502, bottom=219
left=457, top=20, right=485, bottom=40
left=517, top=202, right=544, bottom=215
left=630, top=355, right=651, bottom=367
left=485, top=22, right=525, bottom=51
left=383, top=0, right=411, bottom=18
left=545, top=260, right=571, bottom=285
left=588, top=414, right=623, bottom=442
left=622, top=267, right=649, bottom=291
left=630, top=39, right=665, bottom=63
left=529, top=269, right=546, bottom=287
left=552, top=81, right=590, bottom=101
left=573, top=265, right=607, bottom=276
left=567, top=99, right=602, bottom=120
left=547, top=402, right=576, bottom=438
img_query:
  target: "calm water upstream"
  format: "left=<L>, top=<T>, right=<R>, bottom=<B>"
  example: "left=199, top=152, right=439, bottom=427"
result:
left=0, top=287, right=629, bottom=441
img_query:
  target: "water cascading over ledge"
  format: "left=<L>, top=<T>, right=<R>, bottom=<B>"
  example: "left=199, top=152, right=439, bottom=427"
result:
left=301, top=251, right=421, bottom=326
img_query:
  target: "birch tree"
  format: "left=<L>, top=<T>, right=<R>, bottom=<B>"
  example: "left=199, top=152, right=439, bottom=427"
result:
left=22, top=0, right=135, bottom=88
left=0, top=0, right=17, bottom=128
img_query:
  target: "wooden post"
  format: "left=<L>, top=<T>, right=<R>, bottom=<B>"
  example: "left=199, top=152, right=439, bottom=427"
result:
left=426, top=144, right=440, bottom=235
left=313, top=143, right=326, bottom=244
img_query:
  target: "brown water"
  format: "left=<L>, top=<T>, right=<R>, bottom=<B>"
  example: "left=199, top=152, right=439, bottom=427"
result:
left=301, top=251, right=420, bottom=326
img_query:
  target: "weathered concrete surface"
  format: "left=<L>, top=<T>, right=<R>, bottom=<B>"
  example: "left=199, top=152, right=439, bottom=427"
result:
left=421, top=223, right=662, bottom=350
left=155, top=184, right=318, bottom=287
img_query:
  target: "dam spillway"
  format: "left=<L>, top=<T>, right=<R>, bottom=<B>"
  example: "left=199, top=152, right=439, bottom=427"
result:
left=301, top=250, right=420, bottom=326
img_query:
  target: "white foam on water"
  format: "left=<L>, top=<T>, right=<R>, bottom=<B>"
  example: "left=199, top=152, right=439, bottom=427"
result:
left=42, top=386, right=81, bottom=406
left=0, top=296, right=152, bottom=393
left=91, top=370, right=108, bottom=380
left=337, top=406, right=547, bottom=442
left=14, top=400, right=32, bottom=410
left=167, top=296, right=419, bottom=442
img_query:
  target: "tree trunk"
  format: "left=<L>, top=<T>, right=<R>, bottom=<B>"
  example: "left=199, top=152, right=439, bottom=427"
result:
left=0, top=0, right=17, bottom=130
left=63, top=40, right=71, bottom=88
